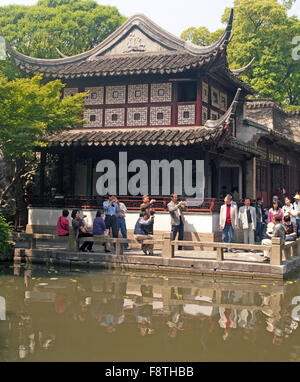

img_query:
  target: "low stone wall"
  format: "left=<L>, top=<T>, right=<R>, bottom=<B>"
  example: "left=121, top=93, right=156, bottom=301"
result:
left=26, top=207, right=222, bottom=250
left=14, top=248, right=286, bottom=280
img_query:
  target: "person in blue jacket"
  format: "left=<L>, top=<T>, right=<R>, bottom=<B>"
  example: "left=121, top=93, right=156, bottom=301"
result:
left=93, top=210, right=111, bottom=253
left=134, top=212, right=154, bottom=255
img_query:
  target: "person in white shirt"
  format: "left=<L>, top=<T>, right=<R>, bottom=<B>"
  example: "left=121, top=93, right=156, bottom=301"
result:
left=293, top=194, right=300, bottom=237
left=238, top=198, right=257, bottom=249
left=282, top=197, right=296, bottom=224
left=219, top=194, right=238, bottom=253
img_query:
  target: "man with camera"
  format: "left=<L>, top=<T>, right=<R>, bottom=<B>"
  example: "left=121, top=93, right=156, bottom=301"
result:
left=103, top=195, right=119, bottom=239
left=140, top=195, right=156, bottom=216
left=167, top=194, right=187, bottom=251
left=134, top=211, right=155, bottom=255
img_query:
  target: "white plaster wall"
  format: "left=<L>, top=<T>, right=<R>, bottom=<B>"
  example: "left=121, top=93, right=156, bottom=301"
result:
left=28, top=208, right=217, bottom=233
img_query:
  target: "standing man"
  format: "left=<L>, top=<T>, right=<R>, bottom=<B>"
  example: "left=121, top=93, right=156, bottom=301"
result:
left=103, top=195, right=119, bottom=240
left=255, top=197, right=266, bottom=243
left=293, top=194, right=300, bottom=237
left=116, top=198, right=130, bottom=250
left=140, top=195, right=156, bottom=215
left=238, top=198, right=257, bottom=249
left=219, top=195, right=238, bottom=252
left=167, top=194, right=187, bottom=251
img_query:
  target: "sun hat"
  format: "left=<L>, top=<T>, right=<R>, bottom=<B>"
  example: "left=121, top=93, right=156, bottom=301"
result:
left=294, top=194, right=300, bottom=200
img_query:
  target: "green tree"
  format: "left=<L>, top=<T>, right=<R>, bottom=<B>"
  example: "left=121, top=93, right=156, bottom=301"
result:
left=181, top=0, right=300, bottom=106
left=180, top=27, right=224, bottom=46
left=0, top=0, right=125, bottom=77
left=0, top=74, right=85, bottom=209
left=226, top=0, right=300, bottom=105
left=0, top=210, right=13, bottom=260
left=280, top=0, right=296, bottom=9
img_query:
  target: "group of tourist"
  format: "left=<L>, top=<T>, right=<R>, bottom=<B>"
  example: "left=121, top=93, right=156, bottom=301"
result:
left=219, top=192, right=300, bottom=262
left=56, top=193, right=187, bottom=255
left=56, top=190, right=300, bottom=260
left=56, top=196, right=129, bottom=253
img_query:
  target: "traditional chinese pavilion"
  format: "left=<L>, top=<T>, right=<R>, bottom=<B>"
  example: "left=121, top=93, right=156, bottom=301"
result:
left=6, top=10, right=300, bottom=238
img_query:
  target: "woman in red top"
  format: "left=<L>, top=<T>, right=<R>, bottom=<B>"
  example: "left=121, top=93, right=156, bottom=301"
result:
left=57, top=210, right=70, bottom=236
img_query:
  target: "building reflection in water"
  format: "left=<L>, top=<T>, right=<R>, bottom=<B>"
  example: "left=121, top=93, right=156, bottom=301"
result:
left=1, top=262, right=300, bottom=362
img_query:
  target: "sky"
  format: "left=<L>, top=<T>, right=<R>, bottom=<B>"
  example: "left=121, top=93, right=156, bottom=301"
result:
left=0, top=0, right=299, bottom=37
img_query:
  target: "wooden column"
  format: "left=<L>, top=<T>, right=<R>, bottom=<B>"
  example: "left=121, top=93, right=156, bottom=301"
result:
left=70, top=149, right=76, bottom=196
left=242, top=162, right=247, bottom=200
left=196, top=79, right=202, bottom=125
left=204, top=152, right=209, bottom=198
left=86, top=158, right=93, bottom=197
left=253, top=157, right=257, bottom=200
left=171, top=82, right=178, bottom=126
left=58, top=154, right=64, bottom=194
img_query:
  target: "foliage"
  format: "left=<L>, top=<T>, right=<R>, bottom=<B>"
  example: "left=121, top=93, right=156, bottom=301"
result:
left=283, top=105, right=300, bottom=111
left=0, top=0, right=126, bottom=76
left=0, top=210, right=13, bottom=260
left=180, top=27, right=224, bottom=46
left=0, top=74, right=86, bottom=207
left=280, top=0, right=297, bottom=9
left=180, top=0, right=300, bottom=106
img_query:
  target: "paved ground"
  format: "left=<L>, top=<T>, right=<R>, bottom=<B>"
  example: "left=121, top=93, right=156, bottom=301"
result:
left=20, top=240, right=267, bottom=264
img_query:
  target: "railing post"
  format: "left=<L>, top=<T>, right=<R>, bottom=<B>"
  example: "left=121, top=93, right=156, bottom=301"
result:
left=271, top=237, right=283, bottom=265
left=163, top=232, right=174, bottom=259
left=283, top=244, right=291, bottom=261
left=115, top=239, right=123, bottom=256
left=297, top=239, right=300, bottom=257
left=290, top=242, right=296, bottom=258
left=68, top=230, right=78, bottom=252
left=29, top=236, right=36, bottom=250
left=217, top=246, right=224, bottom=261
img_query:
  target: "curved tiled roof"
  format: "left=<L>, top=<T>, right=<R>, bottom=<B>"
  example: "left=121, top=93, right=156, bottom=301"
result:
left=15, top=50, right=221, bottom=79
left=46, top=125, right=226, bottom=148
left=6, top=11, right=234, bottom=78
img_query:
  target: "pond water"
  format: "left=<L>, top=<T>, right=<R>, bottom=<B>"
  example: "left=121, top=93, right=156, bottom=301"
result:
left=1, top=261, right=300, bottom=362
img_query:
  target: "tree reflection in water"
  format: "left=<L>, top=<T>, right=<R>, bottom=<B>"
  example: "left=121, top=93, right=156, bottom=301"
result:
left=0, top=262, right=300, bottom=362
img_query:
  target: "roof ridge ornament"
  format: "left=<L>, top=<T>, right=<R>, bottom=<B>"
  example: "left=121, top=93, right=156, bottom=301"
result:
left=55, top=47, right=69, bottom=58
left=204, top=87, right=242, bottom=129
left=231, top=57, right=255, bottom=76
